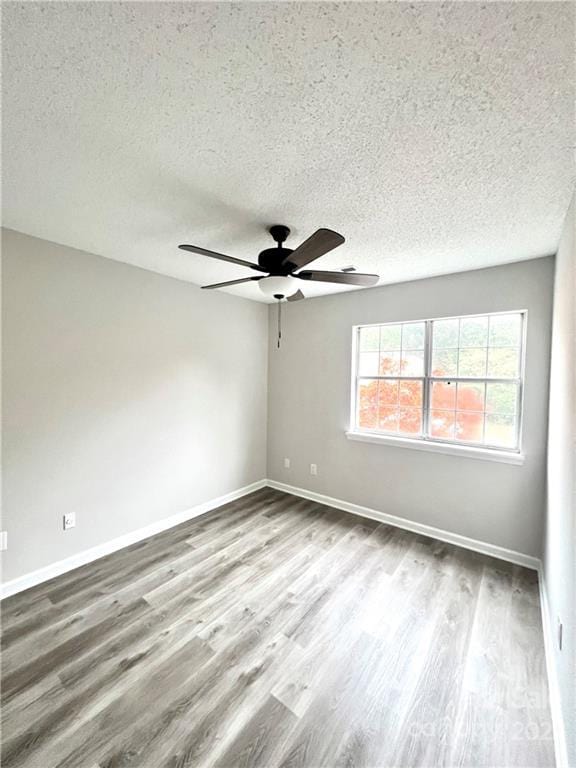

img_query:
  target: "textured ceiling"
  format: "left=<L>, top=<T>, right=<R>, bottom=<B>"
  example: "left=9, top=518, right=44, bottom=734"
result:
left=3, top=2, right=575, bottom=303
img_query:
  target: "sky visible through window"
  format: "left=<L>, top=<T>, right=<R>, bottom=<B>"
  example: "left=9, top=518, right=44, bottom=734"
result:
left=355, top=312, right=523, bottom=450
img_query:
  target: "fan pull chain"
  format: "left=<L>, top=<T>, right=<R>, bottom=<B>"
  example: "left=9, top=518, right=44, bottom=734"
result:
left=277, top=299, right=282, bottom=349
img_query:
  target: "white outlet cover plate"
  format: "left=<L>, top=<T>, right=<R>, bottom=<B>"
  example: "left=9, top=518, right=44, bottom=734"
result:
left=63, top=513, right=76, bottom=530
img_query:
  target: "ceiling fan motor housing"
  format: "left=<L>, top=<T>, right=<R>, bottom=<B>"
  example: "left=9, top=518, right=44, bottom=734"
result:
left=258, top=247, right=295, bottom=274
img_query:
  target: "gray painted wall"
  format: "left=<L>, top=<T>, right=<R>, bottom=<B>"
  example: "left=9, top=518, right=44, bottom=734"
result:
left=268, top=258, right=554, bottom=558
left=1, top=229, right=268, bottom=582
left=544, top=195, right=575, bottom=766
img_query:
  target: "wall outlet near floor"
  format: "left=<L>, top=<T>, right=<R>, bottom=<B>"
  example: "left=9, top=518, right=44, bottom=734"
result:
left=0, top=531, right=7, bottom=551
left=284, top=457, right=290, bottom=469
left=63, top=512, right=76, bottom=531
left=310, top=463, right=318, bottom=476
left=558, top=619, right=563, bottom=651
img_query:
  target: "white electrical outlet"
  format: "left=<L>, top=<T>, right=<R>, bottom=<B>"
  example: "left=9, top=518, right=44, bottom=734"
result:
left=310, top=463, right=318, bottom=476
left=0, top=531, right=7, bottom=551
left=284, top=458, right=290, bottom=469
left=63, top=512, right=76, bottom=530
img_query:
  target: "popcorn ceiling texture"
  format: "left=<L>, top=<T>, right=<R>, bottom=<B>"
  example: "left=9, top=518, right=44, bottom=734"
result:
left=3, top=2, right=575, bottom=302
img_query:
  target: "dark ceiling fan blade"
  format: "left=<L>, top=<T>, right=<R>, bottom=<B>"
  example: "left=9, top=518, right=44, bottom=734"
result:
left=202, top=276, right=264, bottom=290
left=287, top=290, right=305, bottom=302
left=296, top=270, right=379, bottom=286
left=282, top=228, right=345, bottom=270
left=179, top=244, right=266, bottom=272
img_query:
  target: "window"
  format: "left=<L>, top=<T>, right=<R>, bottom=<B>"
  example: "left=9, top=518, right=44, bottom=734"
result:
left=351, top=311, right=525, bottom=453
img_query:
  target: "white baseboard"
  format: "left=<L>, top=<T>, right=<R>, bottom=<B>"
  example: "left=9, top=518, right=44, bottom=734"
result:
left=266, top=479, right=541, bottom=571
left=0, top=479, right=267, bottom=600
left=537, top=566, right=569, bottom=768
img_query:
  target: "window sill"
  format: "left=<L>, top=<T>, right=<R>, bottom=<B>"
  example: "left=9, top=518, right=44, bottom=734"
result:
left=345, top=431, right=525, bottom=465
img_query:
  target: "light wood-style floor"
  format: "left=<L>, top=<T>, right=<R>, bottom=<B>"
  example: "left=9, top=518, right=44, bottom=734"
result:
left=1, top=488, right=554, bottom=768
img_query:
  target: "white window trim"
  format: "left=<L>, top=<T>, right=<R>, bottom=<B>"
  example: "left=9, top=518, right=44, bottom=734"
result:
left=349, top=310, right=527, bottom=463
left=345, top=430, right=525, bottom=465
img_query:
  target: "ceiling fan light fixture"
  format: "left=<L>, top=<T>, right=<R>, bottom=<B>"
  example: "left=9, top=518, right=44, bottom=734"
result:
left=258, top=275, right=299, bottom=299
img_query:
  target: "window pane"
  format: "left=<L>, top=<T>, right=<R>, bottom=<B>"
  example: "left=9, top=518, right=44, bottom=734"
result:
left=486, top=382, right=518, bottom=415
left=458, top=348, right=487, bottom=377
left=459, top=316, right=488, bottom=347
left=430, top=410, right=456, bottom=439
left=379, top=379, right=399, bottom=405
left=355, top=311, right=523, bottom=451
left=399, top=380, right=422, bottom=407
left=487, top=347, right=519, bottom=378
left=399, top=407, right=422, bottom=435
left=400, top=350, right=424, bottom=376
left=431, top=381, right=456, bottom=409
left=379, top=351, right=401, bottom=376
left=431, top=348, right=458, bottom=377
left=379, top=324, right=401, bottom=350
left=489, top=314, right=521, bottom=347
left=358, top=379, right=378, bottom=429
left=402, top=322, right=425, bottom=350
left=359, top=326, right=380, bottom=352
left=485, top=413, right=516, bottom=447
left=379, top=405, right=399, bottom=432
left=433, top=318, right=459, bottom=348
left=358, top=352, right=379, bottom=376
left=456, top=382, right=485, bottom=411
left=455, top=411, right=484, bottom=443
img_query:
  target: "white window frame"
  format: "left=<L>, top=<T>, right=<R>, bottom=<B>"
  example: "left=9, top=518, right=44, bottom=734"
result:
left=346, top=310, right=527, bottom=465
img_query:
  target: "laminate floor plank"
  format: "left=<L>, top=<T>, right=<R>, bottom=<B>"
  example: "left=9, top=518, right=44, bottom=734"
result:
left=95, top=529, right=341, bottom=768
left=1, top=674, right=67, bottom=737
left=38, top=636, right=213, bottom=768
left=142, top=498, right=319, bottom=608
left=1, top=489, right=554, bottom=768
left=0, top=490, right=278, bottom=625
left=3, top=598, right=152, bottom=703
left=384, top=550, right=485, bottom=768
left=274, top=542, right=462, bottom=768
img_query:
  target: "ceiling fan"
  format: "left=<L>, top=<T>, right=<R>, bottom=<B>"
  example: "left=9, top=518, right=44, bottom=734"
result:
left=178, top=225, right=379, bottom=302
